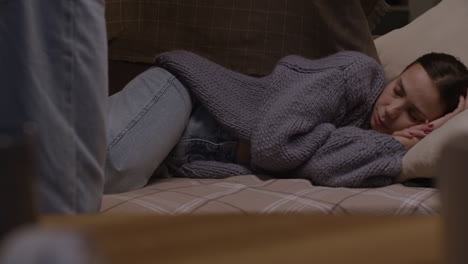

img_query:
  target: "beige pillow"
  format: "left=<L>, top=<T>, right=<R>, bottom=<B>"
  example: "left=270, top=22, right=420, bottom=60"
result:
left=398, top=111, right=468, bottom=182
left=374, top=0, right=468, bottom=181
left=375, top=0, right=468, bottom=82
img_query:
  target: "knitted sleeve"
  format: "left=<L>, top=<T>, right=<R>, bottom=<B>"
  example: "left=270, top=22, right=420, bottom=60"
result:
left=250, top=53, right=407, bottom=187
left=155, top=50, right=266, bottom=139
left=295, top=125, right=407, bottom=187
left=173, top=161, right=253, bottom=179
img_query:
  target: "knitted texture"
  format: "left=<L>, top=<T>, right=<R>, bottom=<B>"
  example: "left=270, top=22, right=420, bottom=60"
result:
left=155, top=51, right=408, bottom=187
left=174, top=161, right=253, bottom=179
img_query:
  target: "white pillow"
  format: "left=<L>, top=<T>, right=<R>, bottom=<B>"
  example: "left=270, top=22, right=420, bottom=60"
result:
left=374, top=0, right=468, bottom=181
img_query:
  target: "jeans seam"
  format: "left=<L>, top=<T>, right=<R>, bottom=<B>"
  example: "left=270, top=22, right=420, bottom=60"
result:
left=107, top=75, right=177, bottom=150
left=69, top=0, right=78, bottom=212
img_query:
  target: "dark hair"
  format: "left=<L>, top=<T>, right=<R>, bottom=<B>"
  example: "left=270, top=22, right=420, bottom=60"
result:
left=405, top=53, right=468, bottom=114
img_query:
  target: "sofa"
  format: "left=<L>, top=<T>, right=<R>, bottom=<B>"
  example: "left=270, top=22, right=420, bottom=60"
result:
left=100, top=0, right=468, bottom=215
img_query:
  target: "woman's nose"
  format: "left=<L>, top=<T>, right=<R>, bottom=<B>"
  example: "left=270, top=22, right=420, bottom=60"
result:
left=384, top=102, right=403, bottom=120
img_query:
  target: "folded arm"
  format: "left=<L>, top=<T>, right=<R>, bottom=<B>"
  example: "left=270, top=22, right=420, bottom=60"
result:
left=295, top=125, right=407, bottom=187
left=249, top=53, right=406, bottom=187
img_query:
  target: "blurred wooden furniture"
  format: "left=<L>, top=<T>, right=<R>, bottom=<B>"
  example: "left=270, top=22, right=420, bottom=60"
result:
left=41, top=214, right=443, bottom=264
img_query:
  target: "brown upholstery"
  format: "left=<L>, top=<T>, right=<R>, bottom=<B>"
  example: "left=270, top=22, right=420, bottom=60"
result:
left=105, top=0, right=388, bottom=76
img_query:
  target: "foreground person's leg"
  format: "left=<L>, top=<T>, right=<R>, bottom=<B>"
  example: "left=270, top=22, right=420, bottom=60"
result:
left=0, top=0, right=108, bottom=213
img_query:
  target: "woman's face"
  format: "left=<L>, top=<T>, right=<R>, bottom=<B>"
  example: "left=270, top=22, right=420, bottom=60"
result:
left=371, top=63, right=445, bottom=134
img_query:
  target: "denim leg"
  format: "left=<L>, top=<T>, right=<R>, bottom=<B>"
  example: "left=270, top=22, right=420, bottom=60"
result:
left=0, top=0, right=108, bottom=213
left=165, top=105, right=239, bottom=172
left=105, top=68, right=193, bottom=194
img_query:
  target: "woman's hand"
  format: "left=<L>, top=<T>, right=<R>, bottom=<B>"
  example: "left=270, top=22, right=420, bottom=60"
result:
left=393, top=122, right=433, bottom=139
left=393, top=123, right=432, bottom=149
left=429, top=95, right=468, bottom=129
left=393, top=95, right=468, bottom=149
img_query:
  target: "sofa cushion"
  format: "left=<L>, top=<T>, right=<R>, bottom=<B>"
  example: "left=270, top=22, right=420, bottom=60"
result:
left=101, top=175, right=439, bottom=215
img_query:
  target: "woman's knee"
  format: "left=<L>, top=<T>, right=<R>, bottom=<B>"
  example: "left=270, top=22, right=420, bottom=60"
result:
left=104, top=68, right=193, bottom=194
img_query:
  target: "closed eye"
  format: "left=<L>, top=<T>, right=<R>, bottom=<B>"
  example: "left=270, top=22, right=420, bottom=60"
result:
left=393, top=87, right=403, bottom=97
left=396, top=78, right=428, bottom=123
left=394, top=79, right=406, bottom=97
left=408, top=109, right=424, bottom=123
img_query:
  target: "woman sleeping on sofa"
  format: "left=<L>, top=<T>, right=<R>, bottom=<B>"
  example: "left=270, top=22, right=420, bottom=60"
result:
left=104, top=50, right=468, bottom=193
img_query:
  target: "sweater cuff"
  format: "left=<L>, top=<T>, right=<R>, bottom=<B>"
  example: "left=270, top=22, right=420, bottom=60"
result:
left=174, top=161, right=253, bottom=179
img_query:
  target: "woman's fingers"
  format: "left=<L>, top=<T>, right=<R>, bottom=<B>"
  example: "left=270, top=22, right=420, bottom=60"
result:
left=412, top=122, right=434, bottom=132
left=444, top=95, right=464, bottom=120
left=407, top=128, right=430, bottom=138
left=393, top=127, right=431, bottom=139
left=456, top=95, right=465, bottom=114
left=455, top=95, right=464, bottom=114
left=404, top=128, right=430, bottom=138
left=393, top=130, right=413, bottom=138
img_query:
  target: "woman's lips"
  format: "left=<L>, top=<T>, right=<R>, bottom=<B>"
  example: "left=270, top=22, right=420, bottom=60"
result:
left=374, top=111, right=388, bottom=129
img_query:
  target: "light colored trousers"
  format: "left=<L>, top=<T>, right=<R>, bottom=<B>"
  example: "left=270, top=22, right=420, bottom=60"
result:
left=0, top=0, right=108, bottom=213
left=105, top=68, right=192, bottom=194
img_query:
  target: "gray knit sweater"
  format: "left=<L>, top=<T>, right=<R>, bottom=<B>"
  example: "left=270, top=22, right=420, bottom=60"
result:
left=155, top=51, right=408, bottom=188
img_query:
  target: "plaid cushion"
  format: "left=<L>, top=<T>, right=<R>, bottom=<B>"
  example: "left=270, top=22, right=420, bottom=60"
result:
left=105, top=0, right=387, bottom=75
left=101, top=175, right=439, bottom=215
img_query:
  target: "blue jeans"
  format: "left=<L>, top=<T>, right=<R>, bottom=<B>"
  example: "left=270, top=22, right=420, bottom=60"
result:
left=0, top=0, right=108, bottom=213
left=165, top=104, right=238, bottom=173
left=105, top=68, right=192, bottom=193
left=105, top=67, right=238, bottom=194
